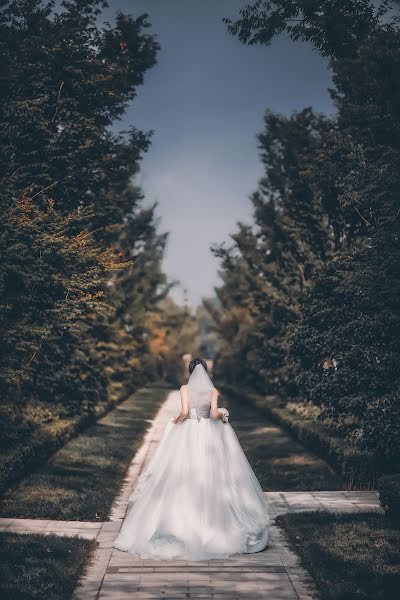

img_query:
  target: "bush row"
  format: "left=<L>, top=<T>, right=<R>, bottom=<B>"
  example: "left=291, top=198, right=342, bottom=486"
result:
left=223, top=385, right=386, bottom=487
left=0, top=381, right=133, bottom=496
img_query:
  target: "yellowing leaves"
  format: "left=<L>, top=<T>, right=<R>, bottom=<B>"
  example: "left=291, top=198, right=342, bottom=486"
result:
left=146, top=311, right=171, bottom=356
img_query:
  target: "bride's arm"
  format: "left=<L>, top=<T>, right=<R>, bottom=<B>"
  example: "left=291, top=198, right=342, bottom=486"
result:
left=210, top=388, right=224, bottom=420
left=173, top=385, right=189, bottom=423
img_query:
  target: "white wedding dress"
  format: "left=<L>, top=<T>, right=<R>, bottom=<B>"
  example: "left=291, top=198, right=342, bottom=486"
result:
left=113, top=364, right=269, bottom=560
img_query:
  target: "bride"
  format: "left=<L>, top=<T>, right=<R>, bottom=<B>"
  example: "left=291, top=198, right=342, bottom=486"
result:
left=113, top=357, right=269, bottom=560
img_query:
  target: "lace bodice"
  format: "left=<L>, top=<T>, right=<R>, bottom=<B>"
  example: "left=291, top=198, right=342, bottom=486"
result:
left=187, top=389, right=211, bottom=421
left=187, top=406, right=211, bottom=421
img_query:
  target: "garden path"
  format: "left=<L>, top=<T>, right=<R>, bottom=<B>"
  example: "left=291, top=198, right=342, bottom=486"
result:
left=0, top=391, right=381, bottom=599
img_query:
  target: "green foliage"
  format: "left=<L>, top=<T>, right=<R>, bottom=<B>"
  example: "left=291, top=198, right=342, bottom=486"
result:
left=220, top=386, right=343, bottom=490
left=0, top=199, right=112, bottom=414
left=238, top=388, right=382, bottom=486
left=209, top=108, right=341, bottom=394
left=0, top=0, right=158, bottom=224
left=290, top=232, right=400, bottom=461
left=147, top=297, right=202, bottom=386
left=223, top=0, right=394, bottom=58
left=212, top=0, right=400, bottom=470
left=284, top=6, right=400, bottom=462
left=378, top=474, right=400, bottom=526
left=0, top=1, right=175, bottom=469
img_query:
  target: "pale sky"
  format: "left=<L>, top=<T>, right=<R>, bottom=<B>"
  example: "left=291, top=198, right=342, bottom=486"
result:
left=104, top=0, right=335, bottom=307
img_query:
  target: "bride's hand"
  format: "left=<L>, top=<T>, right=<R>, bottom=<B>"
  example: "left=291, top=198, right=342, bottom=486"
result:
left=219, top=407, right=230, bottom=423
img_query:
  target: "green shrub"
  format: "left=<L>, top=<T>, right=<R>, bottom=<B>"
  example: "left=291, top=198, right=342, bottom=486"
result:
left=226, top=385, right=383, bottom=486
left=378, top=474, right=400, bottom=526
left=290, top=231, right=400, bottom=464
left=0, top=384, right=128, bottom=496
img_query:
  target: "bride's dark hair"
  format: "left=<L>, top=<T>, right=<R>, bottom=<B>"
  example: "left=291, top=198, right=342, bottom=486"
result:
left=188, top=357, right=208, bottom=374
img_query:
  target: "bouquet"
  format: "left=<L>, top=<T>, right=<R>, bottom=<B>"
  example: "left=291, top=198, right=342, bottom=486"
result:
left=219, top=407, right=230, bottom=423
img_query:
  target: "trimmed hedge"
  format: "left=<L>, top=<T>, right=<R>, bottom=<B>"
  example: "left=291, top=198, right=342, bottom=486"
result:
left=0, top=383, right=171, bottom=520
left=378, top=474, right=400, bottom=526
left=0, top=380, right=133, bottom=496
left=222, top=385, right=385, bottom=487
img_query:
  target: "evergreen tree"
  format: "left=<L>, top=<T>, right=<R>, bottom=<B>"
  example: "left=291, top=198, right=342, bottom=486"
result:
left=0, top=0, right=158, bottom=236
left=222, top=0, right=400, bottom=463
left=0, top=1, right=171, bottom=449
left=0, top=195, right=128, bottom=446
left=146, top=297, right=202, bottom=386
left=209, top=109, right=339, bottom=395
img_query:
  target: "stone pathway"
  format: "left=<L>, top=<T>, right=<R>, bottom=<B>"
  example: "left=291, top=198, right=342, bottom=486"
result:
left=0, top=391, right=382, bottom=600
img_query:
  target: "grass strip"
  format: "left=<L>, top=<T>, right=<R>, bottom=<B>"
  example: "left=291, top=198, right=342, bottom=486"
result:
left=220, top=389, right=343, bottom=491
left=0, top=531, right=95, bottom=600
left=276, top=511, right=400, bottom=600
left=0, top=383, right=170, bottom=521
